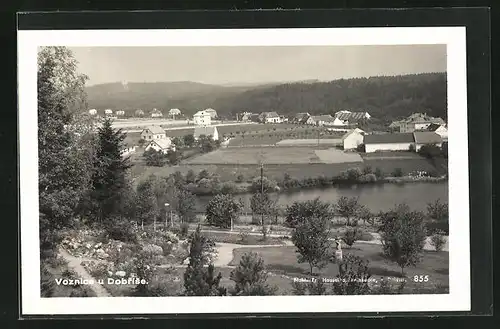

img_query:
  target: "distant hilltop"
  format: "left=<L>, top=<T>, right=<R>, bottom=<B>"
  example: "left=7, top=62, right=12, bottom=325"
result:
left=85, top=72, right=447, bottom=121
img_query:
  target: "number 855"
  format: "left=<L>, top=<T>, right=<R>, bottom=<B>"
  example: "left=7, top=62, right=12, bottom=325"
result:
left=413, top=275, right=429, bottom=282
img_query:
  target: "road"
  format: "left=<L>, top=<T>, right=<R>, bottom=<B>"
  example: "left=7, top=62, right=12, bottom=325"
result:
left=120, top=122, right=257, bottom=133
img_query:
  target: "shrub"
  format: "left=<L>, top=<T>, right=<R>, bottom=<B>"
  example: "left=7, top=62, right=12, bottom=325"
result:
left=362, top=166, right=373, bottom=175
left=342, top=227, right=363, bottom=247
left=346, top=168, right=363, bottom=181
left=332, top=254, right=371, bottom=295
left=408, top=144, right=416, bottom=152
left=105, top=219, right=138, bottom=243
left=430, top=231, right=446, bottom=251
left=229, top=252, right=277, bottom=296
left=41, top=266, right=56, bottom=297
left=391, top=168, right=404, bottom=177
left=179, top=222, right=189, bottom=238
left=291, top=280, right=307, bottom=295
left=236, top=174, right=245, bottom=183
left=89, top=261, right=113, bottom=279
left=356, top=143, right=365, bottom=152
left=374, top=167, right=385, bottom=179
left=238, top=231, right=249, bottom=243
left=358, top=173, right=377, bottom=183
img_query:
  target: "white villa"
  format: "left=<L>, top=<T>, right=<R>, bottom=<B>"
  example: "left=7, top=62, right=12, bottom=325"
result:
left=88, top=109, right=97, bottom=115
left=140, top=126, right=167, bottom=141
left=193, top=110, right=212, bottom=126
left=204, top=108, right=218, bottom=119
left=151, top=108, right=163, bottom=118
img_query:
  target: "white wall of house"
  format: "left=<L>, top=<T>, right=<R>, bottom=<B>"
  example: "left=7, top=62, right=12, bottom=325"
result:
left=414, top=123, right=431, bottom=130
left=145, top=140, right=173, bottom=154
left=343, top=132, right=364, bottom=150
left=120, top=146, right=137, bottom=157
left=193, top=112, right=211, bottom=126
left=265, top=117, right=282, bottom=123
left=365, top=142, right=413, bottom=153
left=434, top=126, right=448, bottom=139
left=140, top=129, right=166, bottom=141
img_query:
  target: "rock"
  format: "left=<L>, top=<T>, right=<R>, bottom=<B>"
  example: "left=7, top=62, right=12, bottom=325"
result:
left=182, top=257, right=190, bottom=265
left=115, top=270, right=126, bottom=277
left=173, top=277, right=181, bottom=283
left=142, top=244, right=163, bottom=256
left=107, top=271, right=113, bottom=276
left=95, top=242, right=102, bottom=248
left=85, top=243, right=91, bottom=249
left=130, top=273, right=137, bottom=278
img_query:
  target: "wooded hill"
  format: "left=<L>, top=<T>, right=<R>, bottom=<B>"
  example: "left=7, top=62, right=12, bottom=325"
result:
left=86, top=73, right=447, bottom=121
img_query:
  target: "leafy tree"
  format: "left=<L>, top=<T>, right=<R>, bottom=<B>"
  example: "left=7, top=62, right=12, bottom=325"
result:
left=334, top=196, right=363, bottom=226
left=177, top=189, right=197, bottom=223
left=183, top=134, right=195, bottom=148
left=426, top=199, right=449, bottom=222
left=332, top=254, right=372, bottom=295
left=391, top=168, right=404, bottom=177
left=418, top=144, right=443, bottom=159
left=197, top=169, right=211, bottom=181
left=172, top=136, right=185, bottom=149
left=183, top=226, right=226, bottom=296
left=166, top=149, right=182, bottom=165
left=377, top=204, right=427, bottom=276
left=229, top=252, right=277, bottom=296
left=186, top=169, right=197, bottom=183
left=250, top=191, right=277, bottom=237
left=144, top=149, right=166, bottom=167
left=236, top=174, right=245, bottom=183
left=205, top=194, right=241, bottom=228
left=374, top=167, right=385, bottom=179
left=89, top=118, right=132, bottom=222
left=291, top=203, right=332, bottom=274
left=38, top=46, right=93, bottom=237
left=249, top=176, right=278, bottom=193
left=138, top=138, right=146, bottom=147
left=135, top=178, right=159, bottom=229
left=285, top=198, right=332, bottom=228
left=198, top=134, right=217, bottom=153
left=430, top=231, right=446, bottom=251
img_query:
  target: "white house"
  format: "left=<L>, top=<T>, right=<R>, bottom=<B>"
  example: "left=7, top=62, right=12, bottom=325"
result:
left=413, top=131, right=443, bottom=152
left=140, top=126, right=167, bottom=141
left=169, top=108, right=181, bottom=119
left=88, top=109, right=97, bottom=115
left=399, top=113, right=446, bottom=133
left=116, top=110, right=125, bottom=117
left=259, top=112, right=282, bottom=123
left=363, top=133, right=415, bottom=153
left=145, top=138, right=174, bottom=154
left=151, top=108, right=163, bottom=118
left=204, top=108, right=218, bottom=119
left=135, top=109, right=145, bottom=117
left=193, top=110, right=212, bottom=126
left=426, top=123, right=448, bottom=140
left=194, top=126, right=219, bottom=141
left=341, top=128, right=365, bottom=150
left=104, top=109, right=113, bottom=116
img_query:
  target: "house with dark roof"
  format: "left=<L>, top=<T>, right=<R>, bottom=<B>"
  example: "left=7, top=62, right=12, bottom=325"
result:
left=413, top=131, right=443, bottom=151
left=194, top=126, right=219, bottom=141
left=334, top=111, right=371, bottom=124
left=399, top=113, right=446, bottom=133
left=140, top=126, right=166, bottom=141
left=291, top=112, right=310, bottom=124
left=363, top=133, right=415, bottom=153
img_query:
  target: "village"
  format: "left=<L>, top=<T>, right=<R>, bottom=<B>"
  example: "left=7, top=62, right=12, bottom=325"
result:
left=87, top=107, right=448, bottom=159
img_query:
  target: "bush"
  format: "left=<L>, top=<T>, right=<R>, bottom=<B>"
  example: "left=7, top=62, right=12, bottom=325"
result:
left=342, top=227, right=363, bottom=247
left=430, top=231, right=446, bottom=251
left=236, top=174, right=245, bottom=183
left=391, top=168, right=404, bottom=177
left=356, top=143, right=365, bottom=152
left=180, top=222, right=189, bottom=238
left=374, top=167, right=385, bottom=179
left=238, top=231, right=249, bottom=243
left=358, top=173, right=377, bottom=183
left=333, top=254, right=371, bottom=295
left=41, top=266, right=56, bottom=297
left=106, top=219, right=138, bottom=243
left=229, top=252, right=277, bottom=296
left=408, top=144, right=416, bottom=152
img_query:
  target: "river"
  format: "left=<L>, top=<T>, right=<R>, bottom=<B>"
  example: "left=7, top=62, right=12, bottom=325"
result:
left=195, top=182, right=448, bottom=213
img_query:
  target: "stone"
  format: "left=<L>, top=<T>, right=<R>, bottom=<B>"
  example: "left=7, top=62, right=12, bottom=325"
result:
left=115, top=270, right=126, bottom=277
left=182, top=257, right=190, bottom=265
left=107, top=271, right=113, bottom=276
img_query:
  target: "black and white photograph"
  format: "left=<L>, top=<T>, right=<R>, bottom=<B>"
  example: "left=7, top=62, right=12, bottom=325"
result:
left=18, top=26, right=471, bottom=315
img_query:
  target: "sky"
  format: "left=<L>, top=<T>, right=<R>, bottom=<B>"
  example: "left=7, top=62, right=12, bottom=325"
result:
left=69, top=45, right=447, bottom=86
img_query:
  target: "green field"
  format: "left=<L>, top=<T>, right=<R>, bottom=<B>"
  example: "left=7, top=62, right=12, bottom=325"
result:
left=229, top=243, right=449, bottom=294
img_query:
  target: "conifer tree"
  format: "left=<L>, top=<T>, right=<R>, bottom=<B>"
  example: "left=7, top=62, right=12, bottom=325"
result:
left=90, top=118, right=131, bottom=222
left=183, top=226, right=226, bottom=296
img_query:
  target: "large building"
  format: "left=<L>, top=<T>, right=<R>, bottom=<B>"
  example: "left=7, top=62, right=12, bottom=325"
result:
left=193, top=110, right=212, bottom=126
left=194, top=126, right=219, bottom=141
left=341, top=128, right=365, bottom=150
left=140, top=126, right=167, bottom=141
left=413, top=131, right=443, bottom=152
left=334, top=110, right=371, bottom=125
left=363, top=133, right=415, bottom=153
left=259, top=112, right=282, bottom=123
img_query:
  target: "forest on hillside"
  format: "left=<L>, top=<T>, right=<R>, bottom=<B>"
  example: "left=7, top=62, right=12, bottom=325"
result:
left=86, top=73, right=447, bottom=121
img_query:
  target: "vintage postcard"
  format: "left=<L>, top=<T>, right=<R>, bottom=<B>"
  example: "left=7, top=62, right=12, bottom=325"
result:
left=18, top=26, right=470, bottom=315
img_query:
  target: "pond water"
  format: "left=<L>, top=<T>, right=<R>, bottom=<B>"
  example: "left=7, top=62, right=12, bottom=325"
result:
left=195, top=182, right=448, bottom=213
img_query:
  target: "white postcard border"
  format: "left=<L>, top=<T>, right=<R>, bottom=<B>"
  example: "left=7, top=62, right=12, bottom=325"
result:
left=18, top=27, right=470, bottom=315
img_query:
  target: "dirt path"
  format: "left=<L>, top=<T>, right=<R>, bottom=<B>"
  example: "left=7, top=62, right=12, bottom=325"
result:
left=58, top=248, right=111, bottom=297
left=213, top=241, right=294, bottom=268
